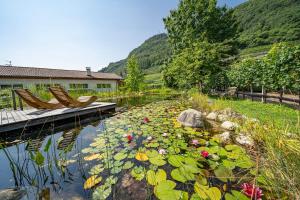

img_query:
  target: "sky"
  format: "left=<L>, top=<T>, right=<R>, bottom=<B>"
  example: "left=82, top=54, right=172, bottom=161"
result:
left=0, top=0, right=247, bottom=71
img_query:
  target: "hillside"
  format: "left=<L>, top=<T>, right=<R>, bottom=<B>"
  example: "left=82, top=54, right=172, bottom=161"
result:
left=100, top=33, right=171, bottom=75
left=234, top=0, right=300, bottom=48
left=100, top=0, right=300, bottom=76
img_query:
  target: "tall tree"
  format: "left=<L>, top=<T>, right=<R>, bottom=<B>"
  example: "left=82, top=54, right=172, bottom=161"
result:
left=163, top=0, right=237, bottom=52
left=163, top=41, right=221, bottom=90
left=124, top=55, right=144, bottom=92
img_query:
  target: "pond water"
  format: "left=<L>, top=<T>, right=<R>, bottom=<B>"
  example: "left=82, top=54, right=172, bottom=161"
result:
left=0, top=94, right=179, bottom=199
left=0, top=94, right=256, bottom=200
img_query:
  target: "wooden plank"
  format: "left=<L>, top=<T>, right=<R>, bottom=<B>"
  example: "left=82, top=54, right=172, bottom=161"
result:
left=1, top=110, right=9, bottom=125
left=6, top=111, right=15, bottom=124
left=10, top=110, right=23, bottom=122
left=0, top=102, right=116, bottom=133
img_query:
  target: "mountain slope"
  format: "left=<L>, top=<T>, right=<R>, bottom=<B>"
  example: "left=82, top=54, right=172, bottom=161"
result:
left=234, top=0, right=300, bottom=47
left=100, top=33, right=171, bottom=75
left=101, top=0, right=300, bottom=75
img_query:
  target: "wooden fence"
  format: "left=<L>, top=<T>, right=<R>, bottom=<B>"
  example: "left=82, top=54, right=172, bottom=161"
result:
left=236, top=91, right=300, bottom=106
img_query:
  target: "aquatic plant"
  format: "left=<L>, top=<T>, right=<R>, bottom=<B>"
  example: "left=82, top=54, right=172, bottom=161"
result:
left=80, top=100, right=258, bottom=200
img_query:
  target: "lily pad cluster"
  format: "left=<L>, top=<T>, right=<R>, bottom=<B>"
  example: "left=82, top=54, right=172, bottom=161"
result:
left=81, top=101, right=257, bottom=200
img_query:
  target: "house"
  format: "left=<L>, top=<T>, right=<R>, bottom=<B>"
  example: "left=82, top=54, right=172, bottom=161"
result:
left=0, top=65, right=122, bottom=91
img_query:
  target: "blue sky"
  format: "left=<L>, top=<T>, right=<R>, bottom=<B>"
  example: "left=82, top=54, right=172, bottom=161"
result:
left=0, top=0, right=246, bottom=71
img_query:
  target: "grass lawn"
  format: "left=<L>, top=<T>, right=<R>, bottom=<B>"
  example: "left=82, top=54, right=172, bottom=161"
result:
left=213, top=98, right=300, bottom=133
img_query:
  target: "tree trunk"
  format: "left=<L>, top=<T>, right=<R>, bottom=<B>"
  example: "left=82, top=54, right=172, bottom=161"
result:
left=198, top=82, right=203, bottom=93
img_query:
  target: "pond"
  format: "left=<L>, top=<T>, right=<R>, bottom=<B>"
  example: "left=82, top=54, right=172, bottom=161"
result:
left=0, top=94, right=178, bottom=199
left=0, top=94, right=256, bottom=200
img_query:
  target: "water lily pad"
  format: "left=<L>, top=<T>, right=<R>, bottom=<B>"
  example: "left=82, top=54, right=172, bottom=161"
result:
left=149, top=155, right=166, bottom=166
left=214, top=165, right=235, bottom=182
left=93, top=185, right=112, bottom=200
left=89, top=164, right=104, bottom=175
left=146, top=169, right=167, bottom=186
left=131, top=166, right=146, bottom=181
left=194, top=182, right=221, bottom=200
left=154, top=180, right=188, bottom=200
left=135, top=152, right=149, bottom=161
left=168, top=155, right=185, bottom=167
left=114, top=152, right=127, bottom=161
left=84, top=154, right=103, bottom=161
left=225, top=190, right=249, bottom=200
left=84, top=175, right=102, bottom=189
left=123, top=161, right=134, bottom=169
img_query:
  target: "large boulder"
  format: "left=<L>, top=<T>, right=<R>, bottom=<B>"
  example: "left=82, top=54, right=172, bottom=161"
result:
left=177, top=109, right=204, bottom=128
left=206, top=112, right=218, bottom=120
left=221, top=121, right=237, bottom=131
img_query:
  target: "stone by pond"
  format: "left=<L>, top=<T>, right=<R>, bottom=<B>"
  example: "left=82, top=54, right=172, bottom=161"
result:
left=81, top=100, right=257, bottom=200
left=177, top=109, right=204, bottom=128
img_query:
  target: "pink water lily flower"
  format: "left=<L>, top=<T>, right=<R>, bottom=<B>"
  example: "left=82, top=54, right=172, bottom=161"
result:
left=241, top=183, right=263, bottom=200
left=192, top=139, right=199, bottom=146
left=158, top=149, right=167, bottom=155
left=201, top=150, right=209, bottom=158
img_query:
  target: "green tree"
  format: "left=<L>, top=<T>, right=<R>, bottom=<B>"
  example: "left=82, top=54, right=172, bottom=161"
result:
left=264, top=43, right=300, bottom=92
left=163, top=41, right=221, bottom=91
left=163, top=0, right=237, bottom=52
left=124, top=55, right=144, bottom=92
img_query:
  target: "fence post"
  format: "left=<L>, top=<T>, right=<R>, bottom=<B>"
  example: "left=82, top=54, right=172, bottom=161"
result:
left=261, top=86, right=266, bottom=103
left=279, top=89, right=283, bottom=103
left=18, top=96, right=23, bottom=110
left=250, top=85, right=253, bottom=101
left=11, top=90, right=17, bottom=110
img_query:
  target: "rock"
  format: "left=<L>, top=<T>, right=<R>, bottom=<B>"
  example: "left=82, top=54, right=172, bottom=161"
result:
left=206, top=112, right=218, bottom=120
left=215, top=131, right=231, bottom=143
left=236, top=134, right=254, bottom=146
left=0, top=189, right=26, bottom=200
left=115, top=174, right=147, bottom=200
left=217, top=114, right=229, bottom=122
left=221, top=121, right=237, bottom=131
left=177, top=109, right=204, bottom=128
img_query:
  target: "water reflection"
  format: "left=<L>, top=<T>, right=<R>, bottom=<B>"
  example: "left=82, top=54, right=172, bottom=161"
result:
left=0, top=94, right=179, bottom=199
left=0, top=119, right=106, bottom=199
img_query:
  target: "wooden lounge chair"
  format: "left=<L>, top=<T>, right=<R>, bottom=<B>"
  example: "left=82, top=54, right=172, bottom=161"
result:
left=14, top=89, right=64, bottom=109
left=49, top=86, right=97, bottom=108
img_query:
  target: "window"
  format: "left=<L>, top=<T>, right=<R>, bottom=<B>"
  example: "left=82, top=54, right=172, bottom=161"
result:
left=36, top=84, right=60, bottom=90
left=0, top=85, right=12, bottom=89
left=97, top=84, right=111, bottom=89
left=13, top=84, right=23, bottom=89
left=69, top=83, right=88, bottom=89
left=0, top=84, right=23, bottom=89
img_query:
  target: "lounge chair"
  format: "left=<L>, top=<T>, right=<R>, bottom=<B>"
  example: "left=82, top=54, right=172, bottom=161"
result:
left=49, top=86, right=97, bottom=108
left=14, top=89, right=64, bottom=109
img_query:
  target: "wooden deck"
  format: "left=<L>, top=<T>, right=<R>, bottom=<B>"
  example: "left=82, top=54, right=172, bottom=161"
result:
left=0, top=102, right=116, bottom=133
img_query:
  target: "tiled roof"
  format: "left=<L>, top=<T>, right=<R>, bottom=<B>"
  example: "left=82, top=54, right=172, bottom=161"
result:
left=0, top=65, right=122, bottom=80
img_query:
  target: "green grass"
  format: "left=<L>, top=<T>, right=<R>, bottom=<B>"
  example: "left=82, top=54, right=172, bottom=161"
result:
left=213, top=98, right=300, bottom=133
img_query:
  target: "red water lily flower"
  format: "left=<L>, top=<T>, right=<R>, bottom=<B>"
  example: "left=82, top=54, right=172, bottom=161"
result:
left=241, top=183, right=263, bottom=200
left=201, top=150, right=209, bottom=158
left=127, top=135, right=133, bottom=142
left=143, top=117, right=150, bottom=123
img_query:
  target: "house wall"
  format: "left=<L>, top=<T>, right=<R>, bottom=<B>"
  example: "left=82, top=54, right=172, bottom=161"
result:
left=0, top=78, right=119, bottom=92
